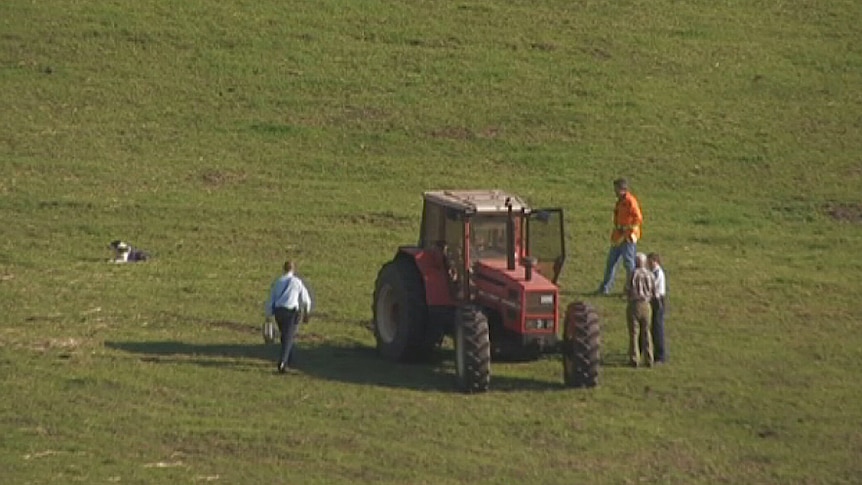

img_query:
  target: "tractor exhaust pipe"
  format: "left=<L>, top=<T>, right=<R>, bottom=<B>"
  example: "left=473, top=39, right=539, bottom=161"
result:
left=506, top=198, right=515, bottom=271
left=522, top=207, right=532, bottom=281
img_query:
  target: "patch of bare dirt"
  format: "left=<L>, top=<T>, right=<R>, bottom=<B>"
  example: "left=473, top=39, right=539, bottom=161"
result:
left=530, top=42, right=557, bottom=52
left=198, top=169, right=246, bottom=188
left=31, top=337, right=84, bottom=353
left=341, top=105, right=389, bottom=123
left=580, top=46, right=611, bottom=60
left=824, top=202, right=862, bottom=224
left=479, top=126, right=502, bottom=139
left=430, top=126, right=474, bottom=140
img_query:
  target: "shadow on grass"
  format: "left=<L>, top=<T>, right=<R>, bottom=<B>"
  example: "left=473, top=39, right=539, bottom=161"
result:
left=105, top=339, right=273, bottom=361
left=301, top=343, right=566, bottom=393
left=601, top=351, right=642, bottom=368
left=105, top=339, right=564, bottom=393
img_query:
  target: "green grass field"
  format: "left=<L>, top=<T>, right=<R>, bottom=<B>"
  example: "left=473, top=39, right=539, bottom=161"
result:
left=2, top=1, right=861, bottom=483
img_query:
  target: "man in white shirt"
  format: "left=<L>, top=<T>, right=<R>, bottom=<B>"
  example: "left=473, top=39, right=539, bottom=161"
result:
left=648, top=253, right=667, bottom=363
left=265, top=260, right=312, bottom=373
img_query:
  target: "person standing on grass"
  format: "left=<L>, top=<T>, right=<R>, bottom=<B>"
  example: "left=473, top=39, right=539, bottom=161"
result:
left=648, top=252, right=668, bottom=364
left=265, top=260, right=312, bottom=373
left=626, top=252, right=655, bottom=368
left=597, top=178, right=643, bottom=295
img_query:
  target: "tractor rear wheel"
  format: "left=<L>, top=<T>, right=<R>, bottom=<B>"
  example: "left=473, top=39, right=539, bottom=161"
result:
left=454, top=305, right=491, bottom=393
left=562, top=301, right=601, bottom=388
left=372, top=257, right=432, bottom=362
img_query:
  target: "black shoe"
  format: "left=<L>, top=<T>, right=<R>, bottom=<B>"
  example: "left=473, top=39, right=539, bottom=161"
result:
left=277, top=362, right=287, bottom=374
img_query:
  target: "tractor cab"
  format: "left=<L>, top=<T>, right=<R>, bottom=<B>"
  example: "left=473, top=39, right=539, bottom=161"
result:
left=418, top=190, right=566, bottom=301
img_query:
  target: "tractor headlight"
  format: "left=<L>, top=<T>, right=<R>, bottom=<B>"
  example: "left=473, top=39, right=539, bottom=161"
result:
left=526, top=319, right=553, bottom=330
left=539, top=294, right=554, bottom=305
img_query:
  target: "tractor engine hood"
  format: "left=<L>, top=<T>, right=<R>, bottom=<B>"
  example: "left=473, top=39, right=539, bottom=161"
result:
left=472, top=259, right=556, bottom=291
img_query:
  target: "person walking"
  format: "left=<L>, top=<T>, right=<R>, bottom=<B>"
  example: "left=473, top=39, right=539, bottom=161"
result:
left=626, top=253, right=655, bottom=367
left=648, top=252, right=668, bottom=363
left=597, top=178, right=643, bottom=295
left=264, top=260, right=312, bottom=373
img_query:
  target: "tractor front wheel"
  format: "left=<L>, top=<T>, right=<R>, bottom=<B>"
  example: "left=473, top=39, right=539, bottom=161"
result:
left=454, top=305, right=491, bottom=393
left=562, top=301, right=601, bottom=388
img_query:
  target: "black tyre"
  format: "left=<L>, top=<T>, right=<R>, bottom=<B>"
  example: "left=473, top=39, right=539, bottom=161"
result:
left=454, top=305, right=491, bottom=393
left=562, top=301, right=601, bottom=388
left=372, top=256, right=433, bottom=362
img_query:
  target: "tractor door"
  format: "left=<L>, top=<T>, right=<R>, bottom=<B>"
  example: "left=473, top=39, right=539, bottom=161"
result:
left=528, top=208, right=566, bottom=284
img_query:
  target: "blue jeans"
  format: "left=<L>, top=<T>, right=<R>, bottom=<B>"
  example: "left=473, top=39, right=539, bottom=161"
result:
left=651, top=298, right=667, bottom=362
left=600, top=242, right=636, bottom=293
left=274, top=308, right=301, bottom=368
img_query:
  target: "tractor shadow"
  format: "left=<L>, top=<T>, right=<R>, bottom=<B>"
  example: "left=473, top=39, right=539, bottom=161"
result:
left=105, top=339, right=563, bottom=393
left=300, top=343, right=566, bottom=393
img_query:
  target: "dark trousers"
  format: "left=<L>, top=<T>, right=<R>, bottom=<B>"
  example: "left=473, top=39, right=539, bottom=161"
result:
left=650, top=298, right=667, bottom=362
left=274, top=307, right=300, bottom=367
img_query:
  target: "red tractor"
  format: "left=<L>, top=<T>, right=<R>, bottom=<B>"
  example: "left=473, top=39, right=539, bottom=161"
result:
left=372, top=190, right=601, bottom=393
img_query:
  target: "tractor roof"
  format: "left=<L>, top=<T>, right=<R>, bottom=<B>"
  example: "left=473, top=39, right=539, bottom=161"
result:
left=423, top=190, right=531, bottom=214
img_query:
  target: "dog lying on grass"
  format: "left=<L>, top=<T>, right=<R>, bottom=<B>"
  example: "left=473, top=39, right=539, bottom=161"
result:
left=109, top=240, right=150, bottom=263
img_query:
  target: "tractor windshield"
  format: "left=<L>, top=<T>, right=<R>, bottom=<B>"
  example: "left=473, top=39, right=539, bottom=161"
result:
left=470, top=216, right=511, bottom=260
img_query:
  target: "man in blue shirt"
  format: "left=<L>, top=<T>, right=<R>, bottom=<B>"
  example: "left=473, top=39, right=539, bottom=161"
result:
left=265, top=260, right=312, bottom=373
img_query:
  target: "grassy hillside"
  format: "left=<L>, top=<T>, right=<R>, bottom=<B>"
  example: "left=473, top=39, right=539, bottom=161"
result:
left=1, top=1, right=861, bottom=483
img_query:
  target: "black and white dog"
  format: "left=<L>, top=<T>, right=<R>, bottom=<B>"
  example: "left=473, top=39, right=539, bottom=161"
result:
left=109, top=240, right=150, bottom=263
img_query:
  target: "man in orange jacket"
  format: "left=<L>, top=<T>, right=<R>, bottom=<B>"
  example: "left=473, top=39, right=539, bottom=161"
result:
left=597, top=178, right=643, bottom=295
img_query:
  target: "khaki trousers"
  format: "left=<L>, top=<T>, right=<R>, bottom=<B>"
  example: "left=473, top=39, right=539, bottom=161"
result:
left=627, top=300, right=653, bottom=366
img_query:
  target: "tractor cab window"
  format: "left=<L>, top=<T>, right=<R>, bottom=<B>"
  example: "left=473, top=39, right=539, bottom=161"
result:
left=442, top=210, right=467, bottom=298
left=470, top=216, right=510, bottom=260
left=421, top=202, right=466, bottom=298
left=420, top=201, right=446, bottom=248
